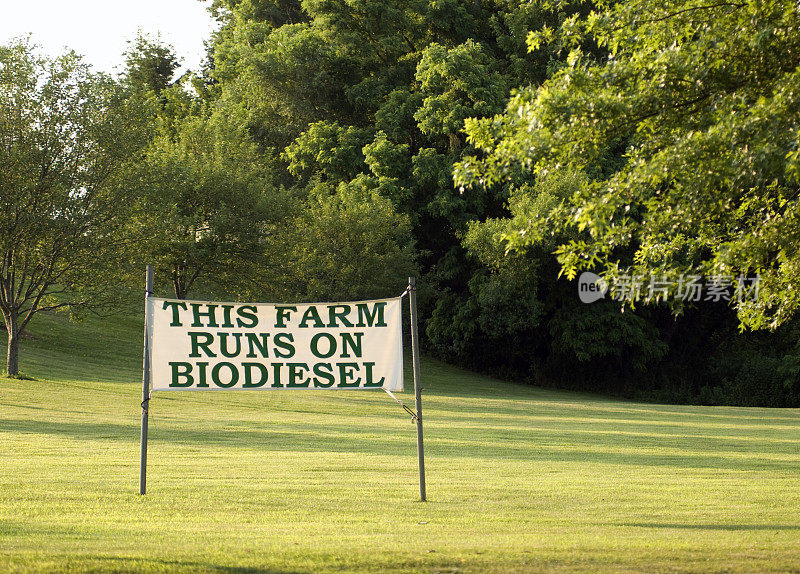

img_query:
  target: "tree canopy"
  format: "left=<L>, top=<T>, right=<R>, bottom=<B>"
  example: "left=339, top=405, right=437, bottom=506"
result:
left=4, top=0, right=800, bottom=405
left=0, top=41, right=150, bottom=375
left=456, top=0, right=800, bottom=330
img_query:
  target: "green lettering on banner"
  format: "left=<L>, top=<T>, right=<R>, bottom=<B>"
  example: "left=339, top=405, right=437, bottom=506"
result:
left=245, top=333, right=270, bottom=358
left=274, top=333, right=295, bottom=358
left=363, top=362, right=384, bottom=387
left=271, top=362, right=284, bottom=388
left=275, top=306, right=296, bottom=328
left=313, top=363, right=335, bottom=387
left=162, top=301, right=187, bottom=326
left=243, top=362, right=268, bottom=388
left=196, top=362, right=210, bottom=387
left=189, top=332, right=216, bottom=358
left=169, top=362, right=194, bottom=387
left=157, top=300, right=396, bottom=392
left=191, top=303, right=219, bottom=328
left=340, top=332, right=363, bottom=358
left=356, top=302, right=386, bottom=327
left=338, top=362, right=361, bottom=388
left=327, top=305, right=353, bottom=328
left=219, top=332, right=242, bottom=358
left=220, top=305, right=236, bottom=328
left=310, top=333, right=337, bottom=358
left=286, top=363, right=310, bottom=387
left=236, top=305, right=258, bottom=328
left=299, top=306, right=325, bottom=328
left=212, top=362, right=239, bottom=388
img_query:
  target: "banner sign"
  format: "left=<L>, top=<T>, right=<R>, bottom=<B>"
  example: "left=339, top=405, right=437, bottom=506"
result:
left=147, top=297, right=404, bottom=391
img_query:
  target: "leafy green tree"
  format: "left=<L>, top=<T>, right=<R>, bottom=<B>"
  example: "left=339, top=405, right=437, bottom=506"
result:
left=204, top=0, right=680, bottom=393
left=120, top=32, right=291, bottom=301
left=123, top=35, right=200, bottom=140
left=134, top=113, right=289, bottom=299
left=457, top=0, right=800, bottom=330
left=124, top=32, right=180, bottom=96
left=283, top=121, right=372, bottom=183
left=271, top=181, right=417, bottom=302
left=414, top=40, right=508, bottom=152
left=0, top=41, right=149, bottom=376
left=210, top=0, right=306, bottom=30
left=211, top=20, right=359, bottom=157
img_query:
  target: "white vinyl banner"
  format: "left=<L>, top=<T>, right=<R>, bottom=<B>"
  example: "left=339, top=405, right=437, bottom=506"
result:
left=147, top=297, right=404, bottom=391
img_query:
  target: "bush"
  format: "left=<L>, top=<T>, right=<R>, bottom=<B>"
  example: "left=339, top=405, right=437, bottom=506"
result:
left=270, top=181, right=418, bottom=302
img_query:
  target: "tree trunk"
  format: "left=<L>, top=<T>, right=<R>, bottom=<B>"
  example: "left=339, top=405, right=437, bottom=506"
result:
left=173, top=277, right=185, bottom=300
left=172, top=263, right=186, bottom=300
left=448, top=132, right=461, bottom=154
left=5, top=311, right=19, bottom=377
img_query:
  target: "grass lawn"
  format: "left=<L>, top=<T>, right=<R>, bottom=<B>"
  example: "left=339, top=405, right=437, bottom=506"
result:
left=2, top=311, right=800, bottom=572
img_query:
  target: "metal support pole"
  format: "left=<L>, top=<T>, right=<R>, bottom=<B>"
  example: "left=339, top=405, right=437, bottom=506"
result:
left=408, top=277, right=427, bottom=501
left=139, top=265, right=154, bottom=495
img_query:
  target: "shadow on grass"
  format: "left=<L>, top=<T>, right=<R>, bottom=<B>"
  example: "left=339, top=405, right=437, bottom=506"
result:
left=0, top=524, right=303, bottom=573
left=624, top=523, right=800, bottom=531
left=58, top=555, right=303, bottom=574
left=3, top=417, right=800, bottom=472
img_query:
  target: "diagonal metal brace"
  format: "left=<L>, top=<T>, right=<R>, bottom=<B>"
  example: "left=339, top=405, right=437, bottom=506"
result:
left=384, top=388, right=420, bottom=422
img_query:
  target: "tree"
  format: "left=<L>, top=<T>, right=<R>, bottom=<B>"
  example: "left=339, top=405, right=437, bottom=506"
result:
left=119, top=31, right=292, bottom=301
left=0, top=41, right=149, bottom=376
left=270, top=180, right=417, bottom=302
left=123, top=32, right=180, bottom=96
left=204, top=0, right=690, bottom=395
left=456, top=0, right=800, bottom=330
left=122, top=35, right=199, bottom=140
left=134, top=112, right=290, bottom=299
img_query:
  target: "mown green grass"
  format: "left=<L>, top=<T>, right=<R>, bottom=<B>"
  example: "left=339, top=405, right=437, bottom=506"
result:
left=2, top=311, right=800, bottom=572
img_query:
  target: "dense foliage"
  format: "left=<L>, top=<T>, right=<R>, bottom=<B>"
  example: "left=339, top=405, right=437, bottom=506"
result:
left=457, top=0, right=800, bottom=330
left=3, top=0, right=800, bottom=404
left=0, top=41, right=150, bottom=376
left=454, top=0, right=800, bottom=403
